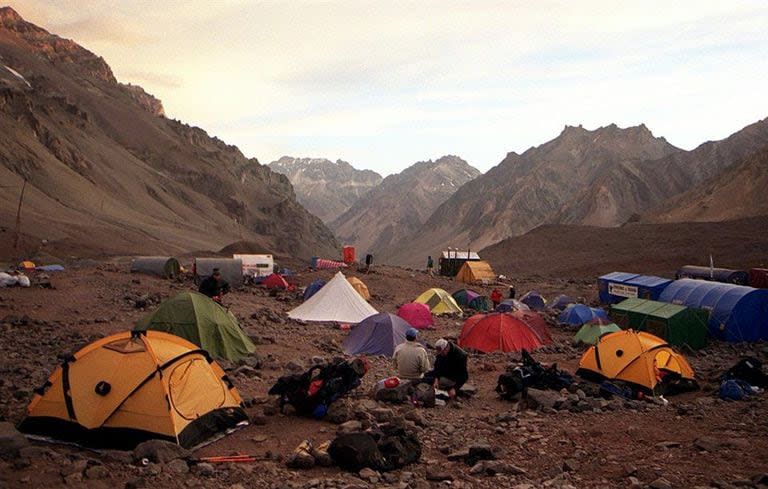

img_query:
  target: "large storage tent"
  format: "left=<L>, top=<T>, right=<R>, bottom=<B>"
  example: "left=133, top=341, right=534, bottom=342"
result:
left=598, top=272, right=673, bottom=304
left=194, top=258, right=243, bottom=288
left=347, top=276, right=371, bottom=300
left=659, top=279, right=768, bottom=342
left=458, top=312, right=550, bottom=353
left=397, top=302, right=434, bottom=329
left=610, top=298, right=708, bottom=349
left=130, top=257, right=181, bottom=279
left=495, top=299, right=530, bottom=313
left=559, top=304, right=609, bottom=326
left=455, top=260, right=496, bottom=284
left=342, top=313, right=411, bottom=357
left=19, top=331, right=247, bottom=449
left=135, top=292, right=256, bottom=362
left=577, top=330, right=696, bottom=392
left=414, top=288, right=462, bottom=315
left=676, top=266, right=749, bottom=286
left=288, top=272, right=378, bottom=323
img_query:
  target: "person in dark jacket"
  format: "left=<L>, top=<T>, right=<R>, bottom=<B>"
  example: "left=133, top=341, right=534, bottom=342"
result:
left=425, top=339, right=469, bottom=398
left=198, top=268, right=230, bottom=302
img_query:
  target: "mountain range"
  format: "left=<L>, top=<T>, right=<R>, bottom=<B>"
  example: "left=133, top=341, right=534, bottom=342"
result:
left=268, top=157, right=382, bottom=223
left=0, top=7, right=337, bottom=260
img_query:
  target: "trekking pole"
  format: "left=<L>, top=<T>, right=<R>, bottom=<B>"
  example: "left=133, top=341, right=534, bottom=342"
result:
left=195, top=454, right=269, bottom=463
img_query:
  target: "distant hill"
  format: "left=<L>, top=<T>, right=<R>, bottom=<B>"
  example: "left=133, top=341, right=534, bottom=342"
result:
left=386, top=124, right=679, bottom=266
left=330, top=155, right=480, bottom=257
left=0, top=7, right=338, bottom=260
left=268, top=157, right=382, bottom=223
left=481, top=216, right=768, bottom=279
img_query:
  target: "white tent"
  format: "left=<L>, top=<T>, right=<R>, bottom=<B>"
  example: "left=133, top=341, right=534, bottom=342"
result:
left=288, top=271, right=378, bottom=323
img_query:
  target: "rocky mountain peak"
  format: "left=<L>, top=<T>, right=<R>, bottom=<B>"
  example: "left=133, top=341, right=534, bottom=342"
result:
left=0, top=6, right=22, bottom=23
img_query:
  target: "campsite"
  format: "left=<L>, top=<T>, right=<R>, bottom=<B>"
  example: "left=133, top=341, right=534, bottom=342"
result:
left=1, top=256, right=767, bottom=489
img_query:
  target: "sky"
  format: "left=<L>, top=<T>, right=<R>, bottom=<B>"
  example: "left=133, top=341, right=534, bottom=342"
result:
left=9, top=1, right=768, bottom=175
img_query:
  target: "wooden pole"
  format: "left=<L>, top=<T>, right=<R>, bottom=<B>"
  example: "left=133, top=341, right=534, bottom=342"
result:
left=13, top=179, right=27, bottom=250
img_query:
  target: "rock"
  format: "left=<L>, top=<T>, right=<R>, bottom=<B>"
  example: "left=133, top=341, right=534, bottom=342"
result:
left=286, top=450, right=315, bottom=469
left=64, top=472, right=84, bottom=485
left=192, top=462, right=215, bottom=476
left=467, top=442, right=497, bottom=465
left=338, top=420, right=363, bottom=435
left=404, top=410, right=427, bottom=427
left=470, top=460, right=527, bottom=476
left=124, top=477, right=145, bottom=489
left=562, top=459, right=580, bottom=472
left=628, top=476, right=643, bottom=488
left=133, top=439, right=191, bottom=464
left=693, top=437, right=720, bottom=452
left=752, top=473, right=768, bottom=484
left=251, top=415, right=268, bottom=426
left=326, top=402, right=353, bottom=424
left=649, top=477, right=673, bottom=489
left=85, top=464, right=109, bottom=479
left=0, top=421, right=29, bottom=458
left=165, top=458, right=190, bottom=474
left=370, top=407, right=395, bottom=423
left=655, top=441, right=681, bottom=449
left=525, top=388, right=564, bottom=410
left=234, top=365, right=260, bottom=378
left=285, top=361, right=304, bottom=371
left=359, top=467, right=379, bottom=483
left=425, top=468, right=453, bottom=481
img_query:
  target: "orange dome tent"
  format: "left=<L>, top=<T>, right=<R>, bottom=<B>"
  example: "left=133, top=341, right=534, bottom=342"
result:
left=576, top=329, right=696, bottom=392
left=458, top=312, right=550, bottom=353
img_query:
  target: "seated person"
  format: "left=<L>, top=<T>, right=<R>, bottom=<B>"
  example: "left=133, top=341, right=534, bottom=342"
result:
left=425, top=338, right=468, bottom=398
left=393, top=328, right=430, bottom=381
left=198, top=268, right=230, bottom=302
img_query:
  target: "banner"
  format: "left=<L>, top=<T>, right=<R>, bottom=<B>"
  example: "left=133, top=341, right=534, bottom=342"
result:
left=608, top=283, right=638, bottom=299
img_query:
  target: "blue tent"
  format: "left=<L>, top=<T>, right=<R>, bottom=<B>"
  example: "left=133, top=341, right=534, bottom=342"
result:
left=342, top=313, right=411, bottom=357
left=659, top=279, right=768, bottom=342
left=303, top=279, right=326, bottom=301
left=598, top=272, right=673, bottom=304
left=559, top=304, right=608, bottom=326
left=520, top=291, right=547, bottom=311
left=550, top=294, right=574, bottom=311
left=495, top=299, right=530, bottom=313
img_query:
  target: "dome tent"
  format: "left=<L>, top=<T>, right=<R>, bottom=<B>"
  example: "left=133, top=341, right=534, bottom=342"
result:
left=520, top=290, right=547, bottom=311
left=573, top=322, right=622, bottom=345
left=495, top=299, right=530, bottom=313
left=458, top=312, right=551, bottom=353
left=19, top=331, right=247, bottom=449
left=347, top=276, right=371, bottom=300
left=397, top=302, right=434, bottom=329
left=342, top=313, right=412, bottom=357
left=414, top=288, right=462, bottom=315
left=303, top=279, right=326, bottom=301
left=135, top=292, right=256, bottom=362
left=559, top=304, right=608, bottom=326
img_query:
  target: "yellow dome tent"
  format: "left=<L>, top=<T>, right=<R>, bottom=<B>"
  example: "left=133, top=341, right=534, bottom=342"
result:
left=455, top=260, right=496, bottom=284
left=415, top=288, right=462, bottom=315
left=19, top=331, right=247, bottom=449
left=576, top=329, right=695, bottom=392
left=347, top=276, right=371, bottom=300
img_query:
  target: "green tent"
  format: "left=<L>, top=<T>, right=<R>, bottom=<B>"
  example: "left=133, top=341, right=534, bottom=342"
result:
left=135, top=291, right=256, bottom=361
left=573, top=322, right=622, bottom=345
left=609, top=298, right=708, bottom=349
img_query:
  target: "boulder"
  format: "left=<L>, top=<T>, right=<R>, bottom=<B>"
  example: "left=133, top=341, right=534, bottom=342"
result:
left=132, top=440, right=191, bottom=464
left=0, top=422, right=29, bottom=459
left=525, top=388, right=564, bottom=410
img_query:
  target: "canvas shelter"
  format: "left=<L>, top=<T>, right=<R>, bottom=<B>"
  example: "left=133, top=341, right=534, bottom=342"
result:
left=559, top=304, right=609, bottom=326
left=659, top=279, right=768, bottom=342
left=520, top=290, right=547, bottom=311
left=414, top=288, right=462, bottom=315
left=455, top=260, right=496, bottom=284
left=194, top=258, right=243, bottom=288
left=18, top=330, right=247, bottom=449
left=551, top=294, right=574, bottom=311
left=342, top=313, right=411, bottom=357
left=397, top=302, right=434, bottom=329
left=263, top=273, right=290, bottom=290
left=576, top=330, right=695, bottom=392
left=439, top=250, right=481, bottom=277
left=598, top=272, right=673, bottom=304
left=573, top=322, right=622, bottom=345
left=458, top=312, right=550, bottom=353
left=495, top=299, right=530, bottom=313
left=130, top=256, right=181, bottom=279
left=347, top=276, right=371, bottom=300
left=452, top=289, right=492, bottom=311
left=288, top=272, right=378, bottom=323
left=676, top=266, right=750, bottom=286
left=233, top=254, right=273, bottom=278
left=303, top=279, right=326, bottom=301
left=135, top=292, right=256, bottom=362
left=610, top=298, right=708, bottom=349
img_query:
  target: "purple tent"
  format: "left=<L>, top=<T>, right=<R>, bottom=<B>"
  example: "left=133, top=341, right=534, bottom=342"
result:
left=520, top=290, right=547, bottom=311
left=342, top=313, right=412, bottom=357
left=495, top=299, right=530, bottom=313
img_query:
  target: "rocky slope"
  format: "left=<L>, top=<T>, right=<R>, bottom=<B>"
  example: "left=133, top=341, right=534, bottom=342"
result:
left=386, top=124, right=680, bottom=266
left=643, top=144, right=768, bottom=223
left=0, top=7, right=337, bottom=260
left=268, top=157, right=382, bottom=223
left=330, top=155, right=480, bottom=257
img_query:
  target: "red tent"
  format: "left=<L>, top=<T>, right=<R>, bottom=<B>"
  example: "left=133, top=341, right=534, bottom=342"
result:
left=509, top=310, right=553, bottom=344
left=396, top=302, right=434, bottom=329
left=263, top=273, right=289, bottom=290
left=458, top=312, right=549, bottom=353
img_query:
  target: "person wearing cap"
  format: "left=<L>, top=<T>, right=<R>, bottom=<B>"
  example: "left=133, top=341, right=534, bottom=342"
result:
left=393, top=328, right=430, bottom=381
left=198, top=267, right=230, bottom=303
left=426, top=339, right=469, bottom=399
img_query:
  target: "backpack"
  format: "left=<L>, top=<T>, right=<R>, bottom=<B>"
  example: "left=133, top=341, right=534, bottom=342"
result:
left=329, top=426, right=421, bottom=472
left=722, top=357, right=768, bottom=388
left=410, top=382, right=436, bottom=408
left=719, top=379, right=754, bottom=401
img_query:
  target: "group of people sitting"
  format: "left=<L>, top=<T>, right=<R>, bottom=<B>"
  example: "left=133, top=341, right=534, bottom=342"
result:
left=393, top=328, right=469, bottom=400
